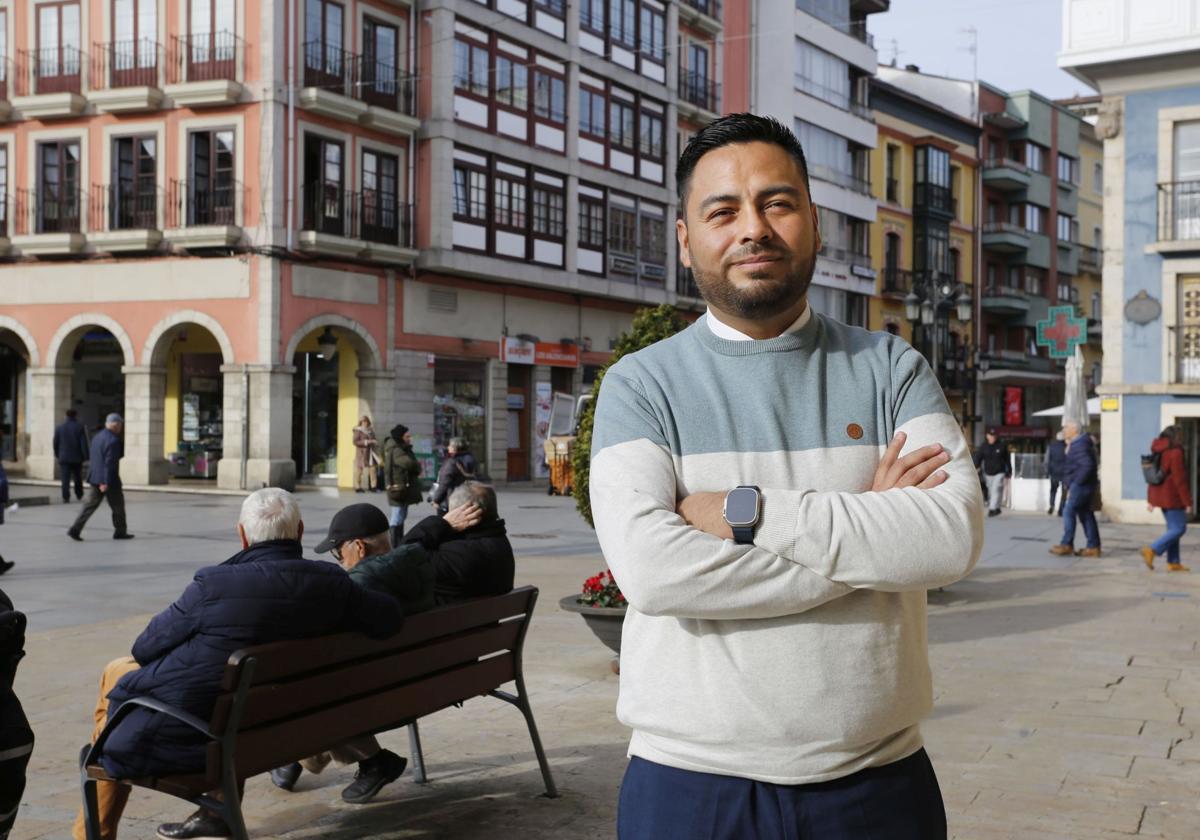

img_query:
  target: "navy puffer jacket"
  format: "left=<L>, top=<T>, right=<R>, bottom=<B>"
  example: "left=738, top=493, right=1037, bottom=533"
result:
left=100, top=539, right=403, bottom=779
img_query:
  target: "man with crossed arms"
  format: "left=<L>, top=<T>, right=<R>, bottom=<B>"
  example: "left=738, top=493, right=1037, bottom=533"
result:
left=590, top=114, right=983, bottom=839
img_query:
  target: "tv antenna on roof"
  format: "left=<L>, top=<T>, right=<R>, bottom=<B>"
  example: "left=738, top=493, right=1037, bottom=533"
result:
left=960, top=25, right=979, bottom=119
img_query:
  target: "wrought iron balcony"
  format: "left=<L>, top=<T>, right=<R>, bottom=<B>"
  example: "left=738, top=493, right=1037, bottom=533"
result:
left=1169, top=325, right=1200, bottom=384
left=681, top=0, right=722, bottom=18
left=17, top=46, right=85, bottom=95
left=16, top=186, right=83, bottom=234
left=92, top=39, right=159, bottom=88
left=676, top=264, right=703, bottom=299
left=90, top=183, right=160, bottom=231
left=167, top=179, right=240, bottom=227
left=914, top=182, right=955, bottom=216
left=678, top=68, right=720, bottom=115
left=167, top=31, right=242, bottom=84
left=882, top=267, right=912, bottom=297
left=1158, top=181, right=1200, bottom=243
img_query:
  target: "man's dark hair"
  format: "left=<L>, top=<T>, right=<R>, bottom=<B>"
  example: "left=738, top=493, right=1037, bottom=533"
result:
left=65, top=408, right=77, bottom=419
left=676, top=113, right=812, bottom=213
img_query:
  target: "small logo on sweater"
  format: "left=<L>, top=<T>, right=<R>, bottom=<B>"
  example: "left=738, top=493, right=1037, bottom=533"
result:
left=846, top=423, right=864, bottom=440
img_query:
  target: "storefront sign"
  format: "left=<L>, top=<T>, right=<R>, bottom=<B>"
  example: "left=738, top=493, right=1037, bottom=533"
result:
left=1101, top=397, right=1120, bottom=412
left=1003, top=386, right=1025, bottom=427
left=499, top=337, right=580, bottom=368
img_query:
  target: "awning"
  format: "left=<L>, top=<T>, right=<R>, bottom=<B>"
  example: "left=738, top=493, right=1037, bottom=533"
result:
left=1032, top=396, right=1101, bottom=418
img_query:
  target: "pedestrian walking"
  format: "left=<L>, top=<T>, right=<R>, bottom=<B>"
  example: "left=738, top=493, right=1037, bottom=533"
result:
left=68, top=414, right=133, bottom=542
left=591, top=114, right=981, bottom=839
left=352, top=416, right=379, bottom=493
left=53, top=408, right=90, bottom=504
left=1050, top=421, right=1101, bottom=557
left=431, top=438, right=477, bottom=515
left=0, top=424, right=12, bottom=574
left=1141, top=425, right=1192, bottom=572
left=382, top=423, right=423, bottom=545
left=1045, top=431, right=1068, bottom=515
left=973, top=428, right=1011, bottom=517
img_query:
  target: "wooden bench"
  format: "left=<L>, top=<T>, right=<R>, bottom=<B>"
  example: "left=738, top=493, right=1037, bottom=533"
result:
left=80, top=586, right=557, bottom=840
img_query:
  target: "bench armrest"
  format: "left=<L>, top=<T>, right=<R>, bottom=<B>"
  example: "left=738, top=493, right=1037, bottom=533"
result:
left=85, top=696, right=216, bottom=771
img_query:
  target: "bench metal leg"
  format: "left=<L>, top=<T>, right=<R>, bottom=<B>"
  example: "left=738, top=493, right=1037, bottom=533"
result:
left=215, top=776, right=249, bottom=840
left=490, top=675, right=559, bottom=799
left=407, top=722, right=428, bottom=784
left=79, top=745, right=102, bottom=840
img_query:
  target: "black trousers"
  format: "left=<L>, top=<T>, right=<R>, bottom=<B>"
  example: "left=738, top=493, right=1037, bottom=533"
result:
left=618, top=749, right=946, bottom=840
left=70, top=485, right=128, bottom=536
left=60, top=462, right=83, bottom=502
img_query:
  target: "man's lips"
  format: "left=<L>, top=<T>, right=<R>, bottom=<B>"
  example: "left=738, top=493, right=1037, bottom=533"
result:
left=733, top=256, right=781, bottom=269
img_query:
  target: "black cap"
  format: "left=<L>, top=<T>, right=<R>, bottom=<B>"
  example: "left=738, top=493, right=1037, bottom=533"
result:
left=314, top=504, right=390, bottom=553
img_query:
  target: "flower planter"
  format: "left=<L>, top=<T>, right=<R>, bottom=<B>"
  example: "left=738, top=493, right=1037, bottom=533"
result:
left=559, top=595, right=626, bottom=654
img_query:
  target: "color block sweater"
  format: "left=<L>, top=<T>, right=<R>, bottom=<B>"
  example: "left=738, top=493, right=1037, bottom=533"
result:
left=590, top=312, right=984, bottom=784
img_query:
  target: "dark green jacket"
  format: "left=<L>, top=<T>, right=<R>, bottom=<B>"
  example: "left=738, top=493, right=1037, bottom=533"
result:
left=382, top=437, right=424, bottom=505
left=348, top=543, right=436, bottom=616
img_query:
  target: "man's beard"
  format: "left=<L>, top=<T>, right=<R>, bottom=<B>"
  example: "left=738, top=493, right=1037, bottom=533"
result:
left=689, top=250, right=816, bottom=321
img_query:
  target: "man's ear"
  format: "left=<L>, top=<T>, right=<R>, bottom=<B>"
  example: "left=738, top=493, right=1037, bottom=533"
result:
left=237, top=524, right=249, bottom=550
left=809, top=200, right=822, bottom=254
left=297, top=520, right=305, bottom=542
left=676, top=218, right=691, bottom=268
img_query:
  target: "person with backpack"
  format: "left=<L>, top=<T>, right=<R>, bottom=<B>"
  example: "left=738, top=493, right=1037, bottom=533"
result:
left=1141, top=425, right=1192, bottom=572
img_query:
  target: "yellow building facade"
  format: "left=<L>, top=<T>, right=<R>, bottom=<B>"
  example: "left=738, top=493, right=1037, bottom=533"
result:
left=870, top=79, right=982, bottom=432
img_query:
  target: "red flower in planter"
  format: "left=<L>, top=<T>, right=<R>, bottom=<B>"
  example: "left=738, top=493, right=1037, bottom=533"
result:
left=577, top=569, right=625, bottom=608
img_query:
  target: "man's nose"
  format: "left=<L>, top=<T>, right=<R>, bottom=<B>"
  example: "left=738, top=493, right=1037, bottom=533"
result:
left=737, top=206, right=772, bottom=243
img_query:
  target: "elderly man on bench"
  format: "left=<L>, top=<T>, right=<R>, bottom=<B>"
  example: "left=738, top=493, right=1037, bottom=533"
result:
left=72, top=488, right=404, bottom=840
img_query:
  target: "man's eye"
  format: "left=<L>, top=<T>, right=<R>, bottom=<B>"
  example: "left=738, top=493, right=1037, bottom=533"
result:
left=708, top=209, right=733, bottom=220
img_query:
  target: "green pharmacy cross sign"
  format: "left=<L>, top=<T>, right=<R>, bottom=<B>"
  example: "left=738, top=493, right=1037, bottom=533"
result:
left=1036, top=305, right=1088, bottom=358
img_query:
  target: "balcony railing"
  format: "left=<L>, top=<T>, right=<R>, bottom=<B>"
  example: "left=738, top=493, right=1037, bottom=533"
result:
left=882, top=267, right=912, bottom=296
left=302, top=40, right=415, bottom=115
left=793, top=73, right=872, bottom=121
left=92, top=39, right=159, bottom=88
left=810, top=163, right=871, bottom=195
left=18, top=46, right=85, bottom=95
left=0, top=59, right=10, bottom=101
left=0, top=191, right=7, bottom=237
left=983, top=157, right=1030, bottom=174
left=1158, top=181, right=1200, bottom=242
left=1078, top=244, right=1101, bottom=268
left=682, top=0, right=722, bottom=18
left=167, top=31, right=242, bottom=84
left=819, top=243, right=871, bottom=266
left=676, top=264, right=703, bottom=299
left=167, top=179, right=240, bottom=227
left=89, top=184, right=159, bottom=231
left=678, top=68, right=720, bottom=114
left=983, top=221, right=1029, bottom=236
left=914, top=183, right=955, bottom=215
left=16, top=186, right=83, bottom=234
left=301, top=183, right=413, bottom=247
left=1169, top=325, right=1200, bottom=385
left=984, top=284, right=1029, bottom=300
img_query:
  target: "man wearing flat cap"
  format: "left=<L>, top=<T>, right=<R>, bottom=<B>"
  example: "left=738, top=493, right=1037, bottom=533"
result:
left=69, top=413, right=133, bottom=541
left=268, top=503, right=436, bottom=804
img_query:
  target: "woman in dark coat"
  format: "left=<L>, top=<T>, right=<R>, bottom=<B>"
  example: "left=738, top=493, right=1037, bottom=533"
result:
left=382, top=424, right=423, bottom=545
left=1143, top=425, right=1193, bottom=572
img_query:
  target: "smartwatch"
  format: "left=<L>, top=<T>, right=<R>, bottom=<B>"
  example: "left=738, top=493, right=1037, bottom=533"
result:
left=723, top=486, right=762, bottom=545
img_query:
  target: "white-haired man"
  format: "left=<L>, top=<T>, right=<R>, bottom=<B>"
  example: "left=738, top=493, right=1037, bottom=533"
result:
left=72, top=488, right=405, bottom=840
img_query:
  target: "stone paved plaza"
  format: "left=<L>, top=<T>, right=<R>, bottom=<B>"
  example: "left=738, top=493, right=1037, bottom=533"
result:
left=3, top=485, right=1200, bottom=839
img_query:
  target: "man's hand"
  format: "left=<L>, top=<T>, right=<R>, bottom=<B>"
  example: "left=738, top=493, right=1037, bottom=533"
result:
left=444, top=502, right=483, bottom=532
left=871, top=432, right=950, bottom=492
left=676, top=493, right=733, bottom=540
left=676, top=433, right=952, bottom=542
left=99, top=484, right=108, bottom=494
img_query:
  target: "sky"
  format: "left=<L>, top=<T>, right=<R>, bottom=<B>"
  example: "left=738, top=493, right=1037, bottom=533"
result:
left=869, top=0, right=1096, bottom=100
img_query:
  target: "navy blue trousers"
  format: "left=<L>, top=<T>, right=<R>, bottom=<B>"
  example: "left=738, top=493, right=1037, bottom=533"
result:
left=617, top=749, right=946, bottom=840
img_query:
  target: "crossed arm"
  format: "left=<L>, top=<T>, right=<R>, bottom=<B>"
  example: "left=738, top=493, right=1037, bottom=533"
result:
left=590, top=368, right=983, bottom=621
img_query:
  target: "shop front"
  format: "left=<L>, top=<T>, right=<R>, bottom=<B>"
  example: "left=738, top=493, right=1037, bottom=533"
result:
left=164, top=330, right=226, bottom=480
left=433, top=358, right=489, bottom=479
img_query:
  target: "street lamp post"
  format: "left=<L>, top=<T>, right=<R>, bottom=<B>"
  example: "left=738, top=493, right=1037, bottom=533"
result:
left=904, top=274, right=973, bottom=383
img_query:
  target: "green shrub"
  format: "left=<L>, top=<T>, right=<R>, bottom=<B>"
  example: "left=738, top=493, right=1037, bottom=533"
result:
left=572, top=304, right=689, bottom=527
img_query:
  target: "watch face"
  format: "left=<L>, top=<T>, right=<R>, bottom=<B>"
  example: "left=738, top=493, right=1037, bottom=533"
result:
left=725, top=488, right=760, bottom=526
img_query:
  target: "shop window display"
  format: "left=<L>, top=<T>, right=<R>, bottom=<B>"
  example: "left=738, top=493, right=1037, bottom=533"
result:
left=433, top=361, right=487, bottom=477
left=168, top=353, right=223, bottom=478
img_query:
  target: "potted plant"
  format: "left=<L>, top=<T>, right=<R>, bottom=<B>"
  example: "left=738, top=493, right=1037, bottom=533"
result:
left=559, top=569, right=626, bottom=654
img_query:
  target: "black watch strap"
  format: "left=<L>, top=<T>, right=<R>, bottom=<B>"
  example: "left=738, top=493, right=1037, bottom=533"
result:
left=732, top=524, right=756, bottom=545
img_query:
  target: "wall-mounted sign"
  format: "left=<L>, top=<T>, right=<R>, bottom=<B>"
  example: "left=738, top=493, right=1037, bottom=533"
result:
left=1035, top=305, right=1088, bottom=358
left=1003, top=386, right=1025, bottom=427
left=1100, top=397, right=1120, bottom=412
left=1124, top=290, right=1162, bottom=326
left=499, top=337, right=580, bottom=368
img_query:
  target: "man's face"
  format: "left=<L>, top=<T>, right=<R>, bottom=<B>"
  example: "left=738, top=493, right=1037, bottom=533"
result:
left=332, top=538, right=367, bottom=571
left=110, top=422, right=123, bottom=435
left=677, top=141, right=821, bottom=321
left=986, top=433, right=997, bottom=445
left=1063, top=425, right=1078, bottom=442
